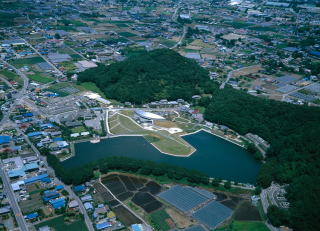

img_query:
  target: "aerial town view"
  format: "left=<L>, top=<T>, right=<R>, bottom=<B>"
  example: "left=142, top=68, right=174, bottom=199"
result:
left=0, top=0, right=319, bottom=230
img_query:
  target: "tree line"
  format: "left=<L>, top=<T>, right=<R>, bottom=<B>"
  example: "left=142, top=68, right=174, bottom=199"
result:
left=204, top=87, right=320, bottom=231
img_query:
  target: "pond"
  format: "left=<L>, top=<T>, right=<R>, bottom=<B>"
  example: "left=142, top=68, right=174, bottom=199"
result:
left=62, top=131, right=261, bottom=184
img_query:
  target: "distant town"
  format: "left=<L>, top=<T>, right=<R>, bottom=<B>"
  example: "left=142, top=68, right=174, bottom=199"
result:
left=0, top=0, right=319, bottom=231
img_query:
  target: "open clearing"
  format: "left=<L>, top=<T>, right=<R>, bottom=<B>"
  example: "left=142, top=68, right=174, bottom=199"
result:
left=108, top=112, right=194, bottom=155
left=34, top=215, right=87, bottom=231
left=232, top=65, right=262, bottom=78
left=217, top=221, right=269, bottom=231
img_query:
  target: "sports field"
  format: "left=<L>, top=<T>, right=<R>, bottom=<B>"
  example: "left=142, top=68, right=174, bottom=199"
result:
left=108, top=112, right=194, bottom=155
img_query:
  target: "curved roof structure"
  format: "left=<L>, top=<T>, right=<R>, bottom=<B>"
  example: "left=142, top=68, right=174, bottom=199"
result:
left=134, top=109, right=165, bottom=120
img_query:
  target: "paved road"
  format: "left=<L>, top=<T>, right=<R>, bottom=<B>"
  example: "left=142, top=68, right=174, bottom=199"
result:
left=0, top=59, right=29, bottom=129
left=0, top=163, right=29, bottom=231
left=15, top=127, right=95, bottom=231
left=220, top=66, right=256, bottom=89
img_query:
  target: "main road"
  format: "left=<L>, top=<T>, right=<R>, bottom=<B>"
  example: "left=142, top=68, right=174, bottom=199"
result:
left=0, top=162, right=29, bottom=231
left=0, top=59, right=30, bottom=230
left=14, top=125, right=95, bottom=231
left=0, top=58, right=29, bottom=129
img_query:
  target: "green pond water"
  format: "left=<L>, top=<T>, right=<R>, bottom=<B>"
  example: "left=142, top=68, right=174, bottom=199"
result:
left=62, top=131, right=261, bottom=184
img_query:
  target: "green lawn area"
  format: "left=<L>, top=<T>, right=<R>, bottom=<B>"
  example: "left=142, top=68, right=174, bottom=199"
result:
left=27, top=73, right=54, bottom=83
left=71, top=126, right=87, bottom=133
left=10, top=57, right=45, bottom=67
left=149, top=209, right=171, bottom=231
left=35, top=215, right=87, bottom=231
left=150, top=132, right=193, bottom=156
left=216, top=221, right=270, bottom=231
left=119, top=32, right=137, bottom=37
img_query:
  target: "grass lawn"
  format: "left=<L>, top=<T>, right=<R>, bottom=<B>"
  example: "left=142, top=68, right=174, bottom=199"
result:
left=10, top=57, right=45, bottom=67
left=216, top=221, right=270, bottom=231
left=27, top=73, right=54, bottom=83
left=71, top=126, right=87, bottom=133
left=151, top=133, right=193, bottom=156
left=149, top=209, right=171, bottom=231
left=35, top=215, right=87, bottom=231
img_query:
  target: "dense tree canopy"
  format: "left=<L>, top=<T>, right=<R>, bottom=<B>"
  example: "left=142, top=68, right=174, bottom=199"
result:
left=204, top=87, right=320, bottom=230
left=78, top=49, right=209, bottom=104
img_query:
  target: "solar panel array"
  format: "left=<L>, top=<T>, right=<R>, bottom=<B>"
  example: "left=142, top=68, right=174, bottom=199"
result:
left=158, top=185, right=214, bottom=212
left=192, top=201, right=232, bottom=229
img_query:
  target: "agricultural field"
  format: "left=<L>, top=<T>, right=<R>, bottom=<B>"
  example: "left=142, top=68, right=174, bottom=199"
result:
left=216, top=221, right=269, bottom=231
left=108, top=112, right=194, bottom=155
left=34, top=215, right=87, bottom=231
left=0, top=70, right=23, bottom=85
left=149, top=209, right=173, bottom=231
left=100, top=174, right=162, bottom=212
left=27, top=73, right=54, bottom=84
left=10, top=57, right=45, bottom=68
left=233, top=201, right=261, bottom=221
left=19, top=191, right=43, bottom=214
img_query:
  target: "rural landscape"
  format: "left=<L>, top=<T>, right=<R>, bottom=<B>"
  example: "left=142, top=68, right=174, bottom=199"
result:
left=0, top=0, right=320, bottom=231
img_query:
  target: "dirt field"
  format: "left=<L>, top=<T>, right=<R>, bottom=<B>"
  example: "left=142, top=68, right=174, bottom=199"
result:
left=233, top=65, right=262, bottom=78
left=165, top=207, right=194, bottom=228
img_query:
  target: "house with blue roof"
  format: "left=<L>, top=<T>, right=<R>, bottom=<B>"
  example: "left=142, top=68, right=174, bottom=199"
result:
left=55, top=185, right=64, bottom=191
left=22, top=112, right=33, bottom=118
left=0, top=136, right=11, bottom=145
left=24, top=163, right=39, bottom=172
left=73, top=185, right=86, bottom=192
left=43, top=190, right=60, bottom=202
left=84, top=202, right=93, bottom=211
left=25, top=212, right=38, bottom=220
left=40, top=123, right=55, bottom=129
left=8, top=169, right=26, bottom=178
left=24, top=174, right=49, bottom=184
left=27, top=132, right=44, bottom=137
left=50, top=198, right=65, bottom=209
left=96, top=222, right=112, bottom=230
left=310, top=50, right=320, bottom=58
left=131, top=224, right=144, bottom=231
left=53, top=137, right=63, bottom=142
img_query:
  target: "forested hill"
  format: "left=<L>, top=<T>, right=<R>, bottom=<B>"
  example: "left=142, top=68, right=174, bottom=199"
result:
left=204, top=87, right=320, bottom=231
left=77, top=49, right=209, bottom=104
